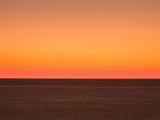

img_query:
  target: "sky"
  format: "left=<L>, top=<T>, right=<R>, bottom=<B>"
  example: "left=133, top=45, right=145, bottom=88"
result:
left=0, top=0, right=160, bottom=78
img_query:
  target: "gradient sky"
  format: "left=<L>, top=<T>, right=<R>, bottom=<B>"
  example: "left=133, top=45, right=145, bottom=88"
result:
left=0, top=0, right=160, bottom=78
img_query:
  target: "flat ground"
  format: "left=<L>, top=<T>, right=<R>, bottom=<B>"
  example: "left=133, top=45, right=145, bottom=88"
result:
left=0, top=79, right=160, bottom=120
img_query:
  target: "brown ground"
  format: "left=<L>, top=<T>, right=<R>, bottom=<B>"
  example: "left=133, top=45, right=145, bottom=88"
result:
left=0, top=79, right=160, bottom=120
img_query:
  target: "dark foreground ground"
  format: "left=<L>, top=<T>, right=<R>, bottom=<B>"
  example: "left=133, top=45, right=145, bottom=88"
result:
left=0, top=79, right=160, bottom=120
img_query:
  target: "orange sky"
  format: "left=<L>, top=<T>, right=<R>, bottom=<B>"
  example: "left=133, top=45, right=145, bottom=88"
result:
left=0, top=0, right=160, bottom=78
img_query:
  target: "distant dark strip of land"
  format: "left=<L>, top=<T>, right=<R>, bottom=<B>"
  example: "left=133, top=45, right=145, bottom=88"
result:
left=0, top=78, right=160, bottom=87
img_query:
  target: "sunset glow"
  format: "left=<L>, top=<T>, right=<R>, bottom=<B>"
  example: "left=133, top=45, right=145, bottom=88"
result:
left=0, top=0, right=160, bottom=78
